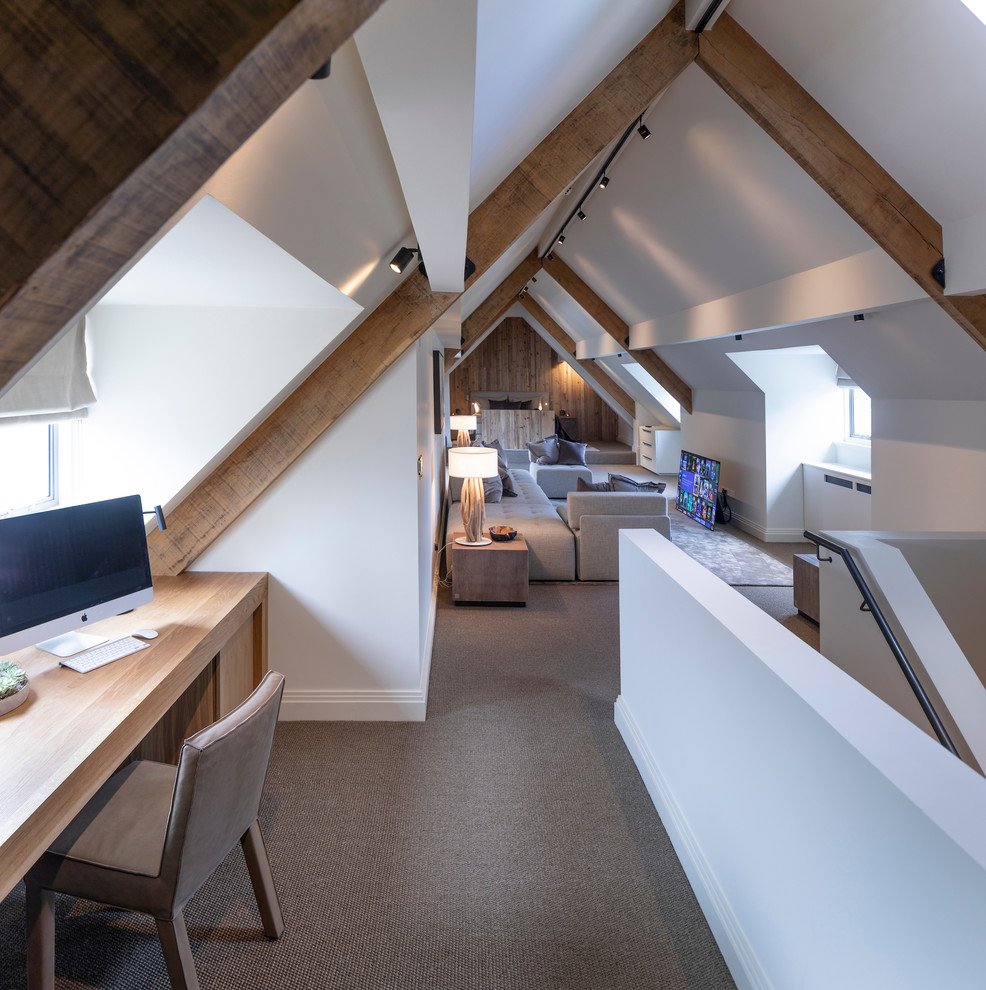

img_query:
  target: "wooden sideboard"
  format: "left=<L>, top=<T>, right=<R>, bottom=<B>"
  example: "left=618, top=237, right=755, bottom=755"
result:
left=479, top=409, right=549, bottom=448
left=0, top=571, right=268, bottom=900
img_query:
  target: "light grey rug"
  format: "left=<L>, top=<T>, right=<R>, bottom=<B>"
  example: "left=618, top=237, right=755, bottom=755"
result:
left=670, top=518, right=793, bottom=586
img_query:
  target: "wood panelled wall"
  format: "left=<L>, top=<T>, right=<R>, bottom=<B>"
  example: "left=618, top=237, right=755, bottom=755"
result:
left=449, top=318, right=620, bottom=441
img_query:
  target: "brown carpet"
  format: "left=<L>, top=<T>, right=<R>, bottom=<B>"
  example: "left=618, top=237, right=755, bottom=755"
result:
left=0, top=583, right=736, bottom=990
left=733, top=584, right=820, bottom=651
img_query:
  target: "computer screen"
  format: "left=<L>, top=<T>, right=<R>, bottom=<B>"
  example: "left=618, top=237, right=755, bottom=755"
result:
left=675, top=450, right=721, bottom=531
left=0, top=494, right=153, bottom=656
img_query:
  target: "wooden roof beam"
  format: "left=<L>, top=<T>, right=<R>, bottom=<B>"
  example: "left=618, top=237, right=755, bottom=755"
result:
left=467, top=2, right=697, bottom=274
left=518, top=296, right=636, bottom=420
left=542, top=255, right=693, bottom=413
left=146, top=1, right=699, bottom=573
left=696, top=13, right=986, bottom=353
left=0, top=0, right=385, bottom=396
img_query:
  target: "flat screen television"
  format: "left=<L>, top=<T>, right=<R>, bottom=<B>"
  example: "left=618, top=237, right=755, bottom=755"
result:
left=0, top=494, right=154, bottom=657
left=675, top=450, right=721, bottom=531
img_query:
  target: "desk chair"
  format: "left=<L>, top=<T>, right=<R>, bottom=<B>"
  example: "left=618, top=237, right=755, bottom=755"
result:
left=26, top=670, right=286, bottom=990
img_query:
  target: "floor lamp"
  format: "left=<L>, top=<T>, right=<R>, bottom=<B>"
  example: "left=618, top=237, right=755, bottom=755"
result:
left=449, top=414, right=477, bottom=447
left=448, top=446, right=498, bottom=546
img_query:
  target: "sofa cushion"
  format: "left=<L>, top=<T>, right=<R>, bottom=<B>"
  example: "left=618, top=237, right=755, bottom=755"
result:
left=449, top=473, right=503, bottom=503
left=526, top=435, right=559, bottom=465
left=480, top=438, right=506, bottom=466
left=609, top=473, right=667, bottom=493
left=563, top=490, right=669, bottom=533
left=529, top=462, right=593, bottom=498
left=477, top=440, right=517, bottom=495
left=557, top=439, right=588, bottom=465
left=576, top=477, right=612, bottom=492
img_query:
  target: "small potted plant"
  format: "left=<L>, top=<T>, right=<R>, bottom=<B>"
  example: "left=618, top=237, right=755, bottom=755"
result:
left=0, top=660, right=29, bottom=716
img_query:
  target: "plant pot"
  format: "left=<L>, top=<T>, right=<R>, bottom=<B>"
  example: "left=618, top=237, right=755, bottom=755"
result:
left=0, top=683, right=29, bottom=717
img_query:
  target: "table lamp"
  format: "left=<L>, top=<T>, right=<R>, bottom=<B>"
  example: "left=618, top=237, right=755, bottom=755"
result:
left=448, top=446, right=498, bottom=545
left=449, top=414, right=477, bottom=447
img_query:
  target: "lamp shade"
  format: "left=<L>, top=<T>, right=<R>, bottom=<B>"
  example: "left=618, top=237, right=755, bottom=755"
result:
left=449, top=414, right=477, bottom=433
left=448, top=447, right=498, bottom=479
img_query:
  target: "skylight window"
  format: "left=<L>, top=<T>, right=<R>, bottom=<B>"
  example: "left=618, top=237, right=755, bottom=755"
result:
left=959, top=0, right=986, bottom=26
left=846, top=387, right=871, bottom=442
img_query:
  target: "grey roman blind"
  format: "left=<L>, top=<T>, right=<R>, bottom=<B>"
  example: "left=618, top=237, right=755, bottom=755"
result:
left=0, top=321, right=96, bottom=424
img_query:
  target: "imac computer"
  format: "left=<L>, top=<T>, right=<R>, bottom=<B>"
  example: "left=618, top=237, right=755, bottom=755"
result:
left=0, top=494, right=154, bottom=657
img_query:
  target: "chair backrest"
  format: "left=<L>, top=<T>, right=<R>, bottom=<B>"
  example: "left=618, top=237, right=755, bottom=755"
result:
left=161, top=670, right=284, bottom=908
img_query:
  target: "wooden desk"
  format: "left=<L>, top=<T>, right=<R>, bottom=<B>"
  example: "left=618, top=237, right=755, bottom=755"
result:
left=0, top=571, right=268, bottom=901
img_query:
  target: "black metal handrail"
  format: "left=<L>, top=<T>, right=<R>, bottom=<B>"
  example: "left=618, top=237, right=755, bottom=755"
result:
left=804, top=530, right=959, bottom=758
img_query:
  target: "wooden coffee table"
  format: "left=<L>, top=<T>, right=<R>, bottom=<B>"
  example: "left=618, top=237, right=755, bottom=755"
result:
left=452, top=532, right=528, bottom=605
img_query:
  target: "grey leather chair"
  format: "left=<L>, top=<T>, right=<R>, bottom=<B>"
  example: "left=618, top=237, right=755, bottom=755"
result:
left=26, top=670, right=286, bottom=990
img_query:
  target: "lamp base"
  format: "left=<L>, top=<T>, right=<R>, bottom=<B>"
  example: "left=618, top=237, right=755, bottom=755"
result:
left=454, top=536, right=492, bottom=546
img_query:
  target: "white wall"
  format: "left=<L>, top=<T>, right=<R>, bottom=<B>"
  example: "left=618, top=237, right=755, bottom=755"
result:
left=871, top=399, right=986, bottom=531
left=617, top=529, right=986, bottom=990
left=730, top=347, right=844, bottom=541
left=81, top=304, right=344, bottom=511
left=84, top=301, right=443, bottom=721
left=681, top=389, right=765, bottom=532
left=192, top=342, right=439, bottom=720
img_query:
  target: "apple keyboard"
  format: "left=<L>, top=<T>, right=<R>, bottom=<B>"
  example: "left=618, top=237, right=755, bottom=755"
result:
left=60, top=636, right=150, bottom=673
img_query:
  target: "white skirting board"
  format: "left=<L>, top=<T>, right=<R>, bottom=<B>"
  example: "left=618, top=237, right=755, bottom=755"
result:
left=614, top=695, right=771, bottom=990
left=280, top=687, right=427, bottom=721
left=729, top=510, right=806, bottom=544
left=279, top=562, right=438, bottom=722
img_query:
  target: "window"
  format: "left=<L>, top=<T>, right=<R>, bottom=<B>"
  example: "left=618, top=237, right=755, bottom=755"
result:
left=0, top=422, right=57, bottom=516
left=846, top=387, right=871, bottom=442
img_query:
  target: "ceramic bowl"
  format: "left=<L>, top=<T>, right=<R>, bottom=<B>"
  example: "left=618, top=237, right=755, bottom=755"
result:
left=489, top=526, right=517, bottom=542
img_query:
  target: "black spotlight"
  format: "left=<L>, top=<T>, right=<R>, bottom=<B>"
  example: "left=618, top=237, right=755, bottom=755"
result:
left=853, top=313, right=865, bottom=323
left=637, top=122, right=651, bottom=140
left=599, top=174, right=610, bottom=189
left=557, top=233, right=566, bottom=244
left=310, top=58, right=331, bottom=80
left=577, top=209, right=587, bottom=221
left=389, top=246, right=418, bottom=273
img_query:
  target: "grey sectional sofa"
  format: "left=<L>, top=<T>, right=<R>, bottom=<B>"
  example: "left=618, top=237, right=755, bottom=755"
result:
left=556, top=491, right=671, bottom=580
left=446, top=455, right=673, bottom=581
left=446, top=465, right=577, bottom=580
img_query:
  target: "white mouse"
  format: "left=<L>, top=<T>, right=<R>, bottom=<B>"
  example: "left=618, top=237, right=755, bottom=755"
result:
left=132, top=629, right=158, bottom=640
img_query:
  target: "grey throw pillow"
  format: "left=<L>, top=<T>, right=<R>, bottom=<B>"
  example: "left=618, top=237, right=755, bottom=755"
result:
left=483, top=474, right=503, bottom=502
left=608, top=473, right=667, bottom=493
left=557, top=439, right=588, bottom=465
left=576, top=477, right=612, bottom=492
left=526, top=435, right=559, bottom=465
left=450, top=473, right=504, bottom=502
left=499, top=466, right=517, bottom=496
left=481, top=439, right=508, bottom=471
